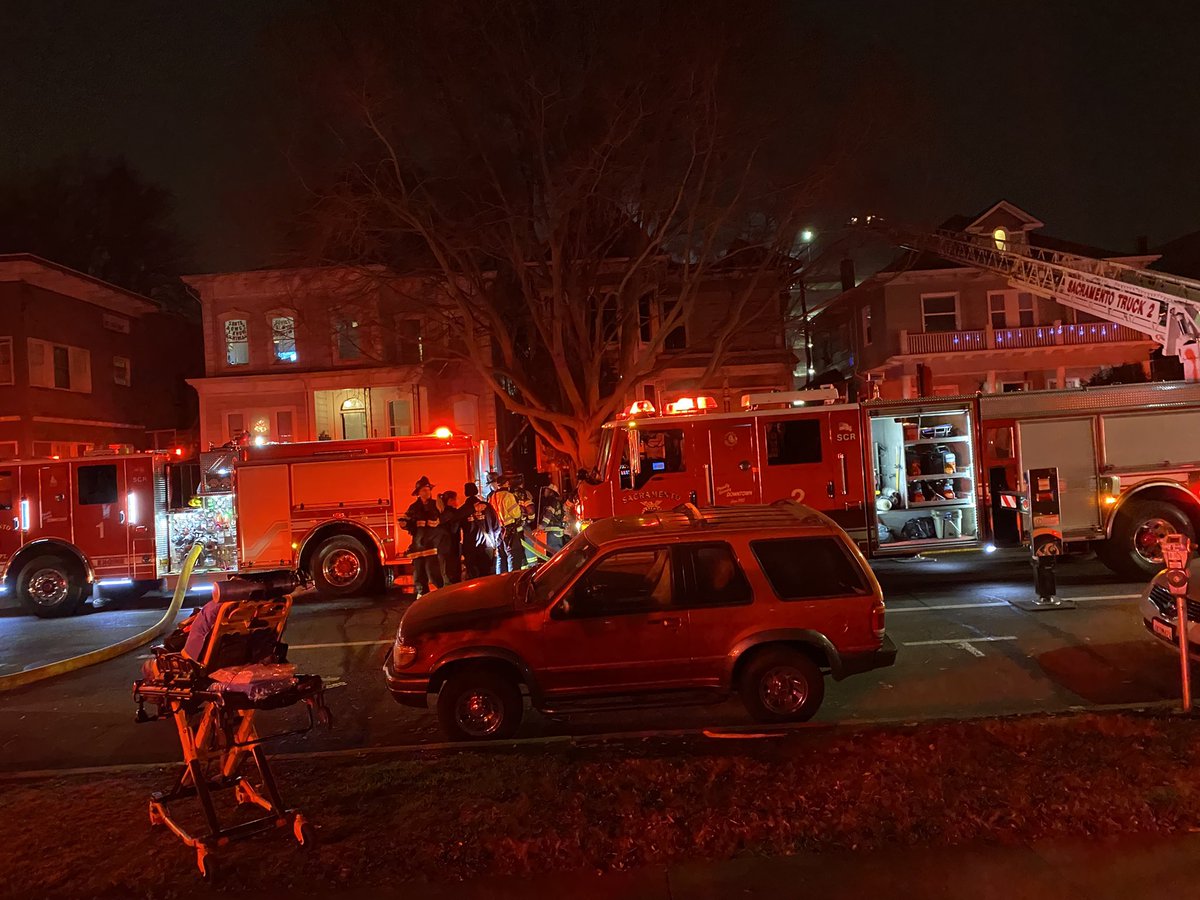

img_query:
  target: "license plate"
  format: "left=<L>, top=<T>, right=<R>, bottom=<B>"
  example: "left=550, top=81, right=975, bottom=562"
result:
left=1153, top=618, right=1175, bottom=642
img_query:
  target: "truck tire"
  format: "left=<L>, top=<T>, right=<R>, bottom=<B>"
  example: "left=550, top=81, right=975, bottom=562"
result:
left=310, top=535, right=379, bottom=599
left=1100, top=499, right=1195, bottom=580
left=17, top=554, right=88, bottom=618
left=738, top=646, right=825, bottom=724
left=436, top=667, right=523, bottom=741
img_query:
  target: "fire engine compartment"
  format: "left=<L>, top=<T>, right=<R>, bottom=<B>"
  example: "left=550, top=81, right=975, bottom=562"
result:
left=155, top=451, right=239, bottom=578
left=867, top=403, right=980, bottom=550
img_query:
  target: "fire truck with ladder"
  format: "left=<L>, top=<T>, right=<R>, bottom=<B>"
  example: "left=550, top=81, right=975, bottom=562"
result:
left=0, top=430, right=482, bottom=617
left=576, top=221, right=1200, bottom=580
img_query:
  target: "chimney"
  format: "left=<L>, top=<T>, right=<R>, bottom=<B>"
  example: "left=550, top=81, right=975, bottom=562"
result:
left=1136, top=235, right=1149, bottom=254
left=839, top=258, right=856, bottom=293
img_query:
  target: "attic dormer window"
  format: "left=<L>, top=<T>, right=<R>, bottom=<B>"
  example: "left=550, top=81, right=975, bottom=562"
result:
left=993, top=227, right=1008, bottom=250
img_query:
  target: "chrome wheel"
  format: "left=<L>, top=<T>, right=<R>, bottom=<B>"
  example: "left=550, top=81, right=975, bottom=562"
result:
left=322, top=548, right=362, bottom=588
left=27, top=567, right=69, bottom=607
left=1134, top=517, right=1174, bottom=565
left=454, top=689, right=504, bottom=738
left=759, top=665, right=809, bottom=716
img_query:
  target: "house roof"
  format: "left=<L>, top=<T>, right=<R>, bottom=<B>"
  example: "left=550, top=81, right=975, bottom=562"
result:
left=0, top=253, right=159, bottom=315
left=1151, top=229, right=1200, bottom=279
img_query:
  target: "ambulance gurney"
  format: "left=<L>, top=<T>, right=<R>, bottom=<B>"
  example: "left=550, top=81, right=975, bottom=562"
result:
left=132, top=579, right=331, bottom=878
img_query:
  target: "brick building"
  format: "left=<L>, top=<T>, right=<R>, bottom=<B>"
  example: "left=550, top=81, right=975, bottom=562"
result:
left=183, top=266, right=498, bottom=449
left=0, top=254, right=200, bottom=458
left=810, top=201, right=1160, bottom=399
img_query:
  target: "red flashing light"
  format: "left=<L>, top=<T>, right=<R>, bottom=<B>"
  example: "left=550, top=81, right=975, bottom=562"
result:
left=174, top=447, right=184, bottom=457
left=665, top=396, right=718, bottom=415
left=433, top=426, right=453, bottom=440
left=619, top=400, right=657, bottom=420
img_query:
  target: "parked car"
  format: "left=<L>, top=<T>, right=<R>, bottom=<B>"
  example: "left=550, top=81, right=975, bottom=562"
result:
left=1140, top=561, right=1200, bottom=660
left=383, top=501, right=897, bottom=740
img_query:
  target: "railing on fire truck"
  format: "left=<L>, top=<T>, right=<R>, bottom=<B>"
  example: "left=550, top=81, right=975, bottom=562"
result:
left=902, top=322, right=1148, bottom=355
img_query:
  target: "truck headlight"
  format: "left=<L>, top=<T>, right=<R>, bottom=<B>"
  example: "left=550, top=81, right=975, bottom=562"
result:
left=392, top=639, right=418, bottom=668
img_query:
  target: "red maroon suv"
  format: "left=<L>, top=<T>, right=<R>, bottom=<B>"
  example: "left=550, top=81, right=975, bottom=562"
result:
left=383, top=502, right=896, bottom=740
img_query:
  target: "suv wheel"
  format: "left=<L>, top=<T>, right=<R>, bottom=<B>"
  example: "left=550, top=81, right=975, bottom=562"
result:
left=436, top=668, right=523, bottom=741
left=739, top=647, right=825, bottom=723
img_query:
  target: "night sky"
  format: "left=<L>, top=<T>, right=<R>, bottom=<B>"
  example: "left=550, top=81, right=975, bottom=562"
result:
left=3, top=1, right=1198, bottom=273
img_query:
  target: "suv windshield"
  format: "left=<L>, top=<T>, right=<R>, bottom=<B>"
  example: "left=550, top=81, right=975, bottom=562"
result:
left=530, top=535, right=596, bottom=605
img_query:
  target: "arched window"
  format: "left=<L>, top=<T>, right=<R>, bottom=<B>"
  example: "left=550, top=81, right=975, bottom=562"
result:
left=340, top=397, right=365, bottom=411
left=992, top=227, right=1008, bottom=250
left=340, top=395, right=367, bottom=439
left=223, top=318, right=249, bottom=366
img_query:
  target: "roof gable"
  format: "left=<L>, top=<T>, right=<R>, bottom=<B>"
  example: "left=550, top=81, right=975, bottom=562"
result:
left=0, top=254, right=158, bottom=316
left=965, top=200, right=1045, bottom=235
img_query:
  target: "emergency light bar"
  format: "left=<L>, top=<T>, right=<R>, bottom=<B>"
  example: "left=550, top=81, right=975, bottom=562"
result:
left=741, top=386, right=839, bottom=410
left=664, top=396, right=718, bottom=415
left=618, top=400, right=658, bottom=420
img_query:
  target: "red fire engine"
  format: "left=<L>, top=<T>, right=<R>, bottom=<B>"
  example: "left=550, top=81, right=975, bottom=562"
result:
left=1, top=431, right=482, bottom=617
left=575, top=381, right=1200, bottom=579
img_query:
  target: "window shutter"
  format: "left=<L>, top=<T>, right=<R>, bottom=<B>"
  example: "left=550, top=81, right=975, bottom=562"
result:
left=69, top=347, right=92, bottom=393
left=27, top=339, right=49, bottom=387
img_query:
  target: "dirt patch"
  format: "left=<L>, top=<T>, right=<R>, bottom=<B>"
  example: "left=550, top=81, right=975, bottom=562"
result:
left=3, top=711, right=1199, bottom=899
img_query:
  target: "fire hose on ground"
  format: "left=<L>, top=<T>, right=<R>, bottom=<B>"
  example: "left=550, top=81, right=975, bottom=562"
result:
left=0, top=543, right=204, bottom=694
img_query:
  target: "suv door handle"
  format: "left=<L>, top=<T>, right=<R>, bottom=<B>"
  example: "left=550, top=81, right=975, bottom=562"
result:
left=649, top=615, right=682, bottom=628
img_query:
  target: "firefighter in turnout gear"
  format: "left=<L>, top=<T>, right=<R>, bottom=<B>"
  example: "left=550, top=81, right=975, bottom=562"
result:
left=457, top=482, right=500, bottom=579
left=487, top=473, right=523, bottom=573
left=403, top=475, right=444, bottom=597
left=539, top=485, right=567, bottom=555
left=435, top=490, right=462, bottom=585
left=510, top=474, right=534, bottom=569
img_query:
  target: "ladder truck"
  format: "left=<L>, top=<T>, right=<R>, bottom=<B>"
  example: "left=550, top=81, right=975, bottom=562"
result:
left=858, top=216, right=1200, bottom=380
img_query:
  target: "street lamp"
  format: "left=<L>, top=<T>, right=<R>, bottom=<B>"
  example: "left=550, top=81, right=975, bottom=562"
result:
left=798, top=228, right=816, bottom=385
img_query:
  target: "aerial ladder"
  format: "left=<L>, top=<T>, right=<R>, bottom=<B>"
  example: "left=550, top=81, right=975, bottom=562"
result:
left=856, top=217, right=1200, bottom=381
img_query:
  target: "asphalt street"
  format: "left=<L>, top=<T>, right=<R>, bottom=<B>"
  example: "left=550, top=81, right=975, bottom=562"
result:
left=0, top=551, right=1177, bottom=774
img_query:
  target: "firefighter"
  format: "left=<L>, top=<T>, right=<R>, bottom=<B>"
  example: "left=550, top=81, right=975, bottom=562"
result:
left=457, top=482, right=500, bottom=579
left=436, top=489, right=462, bottom=584
left=510, top=474, right=534, bottom=569
left=539, top=484, right=568, bottom=555
left=403, top=475, right=444, bottom=597
left=487, top=473, right=523, bottom=573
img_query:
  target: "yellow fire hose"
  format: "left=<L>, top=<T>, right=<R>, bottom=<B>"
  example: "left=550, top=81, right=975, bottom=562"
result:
left=0, top=542, right=204, bottom=694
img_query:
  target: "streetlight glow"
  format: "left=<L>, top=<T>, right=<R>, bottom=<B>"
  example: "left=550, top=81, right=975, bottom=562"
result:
left=801, top=228, right=815, bottom=244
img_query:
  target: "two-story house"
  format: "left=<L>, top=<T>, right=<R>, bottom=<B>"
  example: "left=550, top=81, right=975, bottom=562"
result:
left=183, top=266, right=498, bottom=449
left=810, top=201, right=1160, bottom=400
left=0, top=254, right=200, bottom=458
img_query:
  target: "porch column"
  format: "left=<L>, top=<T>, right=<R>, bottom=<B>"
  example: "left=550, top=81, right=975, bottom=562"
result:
left=985, top=370, right=997, bottom=393
left=1055, top=365, right=1066, bottom=389
left=900, top=373, right=915, bottom=399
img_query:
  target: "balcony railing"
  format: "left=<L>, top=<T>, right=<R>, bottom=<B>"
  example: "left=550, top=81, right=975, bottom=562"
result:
left=902, top=322, right=1147, bottom=355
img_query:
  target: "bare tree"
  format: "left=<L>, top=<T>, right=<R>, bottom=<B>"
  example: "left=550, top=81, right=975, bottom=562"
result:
left=285, top=0, right=848, bottom=467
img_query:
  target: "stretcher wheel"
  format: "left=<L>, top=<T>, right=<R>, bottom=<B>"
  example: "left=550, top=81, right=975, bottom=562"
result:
left=197, top=845, right=217, bottom=880
left=294, top=816, right=315, bottom=847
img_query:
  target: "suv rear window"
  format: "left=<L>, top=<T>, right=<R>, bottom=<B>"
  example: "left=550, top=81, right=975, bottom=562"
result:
left=751, top=537, right=869, bottom=599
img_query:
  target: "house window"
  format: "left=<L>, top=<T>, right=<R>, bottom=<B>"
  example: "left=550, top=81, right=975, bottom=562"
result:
left=388, top=399, right=413, bottom=436
left=989, top=292, right=1008, bottom=330
left=334, top=315, right=363, bottom=361
left=0, top=445, right=17, bottom=462
left=272, top=316, right=297, bottom=363
left=1017, top=292, right=1035, bottom=327
left=52, top=346, right=70, bottom=388
left=921, top=294, right=958, bottom=333
left=860, top=305, right=873, bottom=346
left=28, top=339, right=91, bottom=393
left=113, top=356, right=131, bottom=386
left=993, top=227, right=1008, bottom=250
left=0, top=338, right=12, bottom=385
left=396, top=319, right=423, bottom=365
left=225, top=319, right=249, bottom=366
left=275, top=410, right=294, bottom=442
left=227, top=412, right=246, bottom=443
left=1001, top=381, right=1028, bottom=393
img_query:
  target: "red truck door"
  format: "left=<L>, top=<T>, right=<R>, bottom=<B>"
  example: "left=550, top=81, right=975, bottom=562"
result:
left=124, top=456, right=157, bottom=580
left=72, top=460, right=131, bottom=579
left=612, top=423, right=697, bottom=514
left=31, top=461, right=72, bottom=543
left=707, top=422, right=760, bottom=505
left=0, top=465, right=23, bottom=573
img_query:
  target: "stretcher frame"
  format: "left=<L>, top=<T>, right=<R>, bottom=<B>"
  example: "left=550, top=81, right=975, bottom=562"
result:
left=132, top=596, right=329, bottom=878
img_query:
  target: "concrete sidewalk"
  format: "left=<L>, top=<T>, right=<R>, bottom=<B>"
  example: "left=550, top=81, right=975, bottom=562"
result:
left=324, top=834, right=1200, bottom=900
